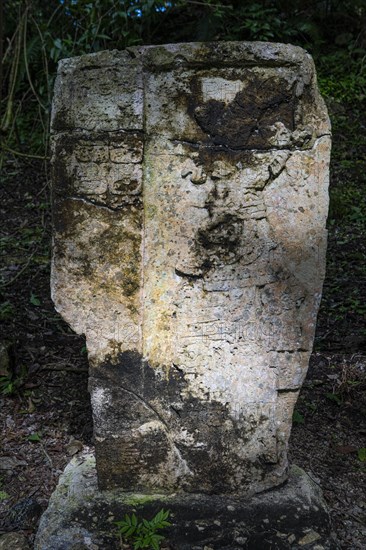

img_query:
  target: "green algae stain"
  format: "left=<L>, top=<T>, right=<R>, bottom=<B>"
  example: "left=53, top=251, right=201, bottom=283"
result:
left=122, top=493, right=169, bottom=506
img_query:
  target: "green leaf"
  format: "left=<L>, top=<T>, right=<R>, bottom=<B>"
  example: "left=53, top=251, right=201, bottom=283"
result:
left=28, top=432, right=41, bottom=442
left=96, top=33, right=111, bottom=40
left=160, top=520, right=171, bottom=528
left=358, top=448, right=366, bottom=462
left=326, top=392, right=342, bottom=406
left=30, top=292, right=41, bottom=306
left=292, top=410, right=305, bottom=424
left=141, top=534, right=151, bottom=546
left=0, top=301, right=14, bottom=320
left=125, top=525, right=137, bottom=537
left=114, top=520, right=126, bottom=529
left=347, top=380, right=361, bottom=387
left=119, top=524, right=131, bottom=534
left=0, top=376, right=15, bottom=396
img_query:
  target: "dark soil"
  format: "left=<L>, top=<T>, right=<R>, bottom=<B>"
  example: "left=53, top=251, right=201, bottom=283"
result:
left=0, top=135, right=365, bottom=549
left=0, top=158, right=92, bottom=542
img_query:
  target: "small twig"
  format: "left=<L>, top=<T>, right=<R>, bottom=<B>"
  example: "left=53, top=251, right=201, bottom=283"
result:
left=40, top=443, right=53, bottom=468
left=0, top=248, right=38, bottom=288
left=1, top=7, right=25, bottom=133
left=30, top=14, right=52, bottom=115
left=41, top=363, right=88, bottom=374
left=0, top=143, right=50, bottom=160
left=184, top=0, right=232, bottom=7
left=23, top=13, right=47, bottom=113
left=336, top=509, right=365, bottom=526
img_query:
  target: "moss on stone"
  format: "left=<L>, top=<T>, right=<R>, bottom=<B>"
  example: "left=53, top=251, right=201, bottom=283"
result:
left=122, top=493, right=168, bottom=506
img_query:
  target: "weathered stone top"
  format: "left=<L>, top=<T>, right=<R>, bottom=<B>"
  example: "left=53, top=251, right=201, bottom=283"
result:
left=51, top=41, right=329, bottom=142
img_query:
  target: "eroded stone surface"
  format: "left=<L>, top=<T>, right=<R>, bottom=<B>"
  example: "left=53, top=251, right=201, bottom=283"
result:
left=51, top=42, right=331, bottom=495
left=0, top=532, right=30, bottom=550
left=34, top=451, right=339, bottom=550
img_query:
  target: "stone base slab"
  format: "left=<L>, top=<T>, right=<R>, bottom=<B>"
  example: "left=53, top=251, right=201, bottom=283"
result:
left=35, top=450, right=339, bottom=550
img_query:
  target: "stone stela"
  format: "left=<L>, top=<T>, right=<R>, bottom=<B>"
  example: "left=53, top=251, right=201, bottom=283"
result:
left=50, top=42, right=330, bottom=496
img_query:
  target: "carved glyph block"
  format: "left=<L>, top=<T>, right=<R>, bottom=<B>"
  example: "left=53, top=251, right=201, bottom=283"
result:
left=51, top=42, right=330, bottom=495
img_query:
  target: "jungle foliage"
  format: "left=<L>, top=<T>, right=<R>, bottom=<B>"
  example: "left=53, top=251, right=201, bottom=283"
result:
left=0, top=0, right=365, bottom=162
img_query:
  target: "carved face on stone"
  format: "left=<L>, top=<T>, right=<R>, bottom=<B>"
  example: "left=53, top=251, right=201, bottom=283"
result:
left=176, top=156, right=265, bottom=276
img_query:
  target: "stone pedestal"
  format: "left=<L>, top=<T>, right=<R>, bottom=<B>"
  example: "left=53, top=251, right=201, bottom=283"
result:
left=35, top=451, right=338, bottom=550
left=50, top=41, right=330, bottom=497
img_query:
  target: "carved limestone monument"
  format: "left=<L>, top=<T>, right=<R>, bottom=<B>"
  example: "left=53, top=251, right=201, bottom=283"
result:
left=51, top=42, right=330, bottom=493
left=36, top=42, right=335, bottom=549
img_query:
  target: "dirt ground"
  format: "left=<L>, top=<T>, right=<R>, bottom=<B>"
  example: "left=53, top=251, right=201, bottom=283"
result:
left=0, top=157, right=365, bottom=548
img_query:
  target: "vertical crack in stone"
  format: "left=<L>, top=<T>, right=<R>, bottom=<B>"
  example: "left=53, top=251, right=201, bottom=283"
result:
left=119, top=384, right=169, bottom=429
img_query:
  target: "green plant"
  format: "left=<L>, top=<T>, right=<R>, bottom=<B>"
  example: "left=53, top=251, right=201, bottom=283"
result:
left=0, top=477, right=9, bottom=501
left=292, top=409, right=305, bottom=425
left=329, top=185, right=366, bottom=226
left=0, top=374, right=16, bottom=395
left=0, top=364, right=28, bottom=396
left=27, top=432, right=42, bottom=442
left=0, top=301, right=15, bottom=320
left=305, top=400, right=318, bottom=415
left=115, top=509, right=171, bottom=550
left=325, top=391, right=342, bottom=406
left=318, top=44, right=366, bottom=103
left=236, top=2, right=298, bottom=42
left=358, top=448, right=366, bottom=462
left=30, top=291, right=41, bottom=306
